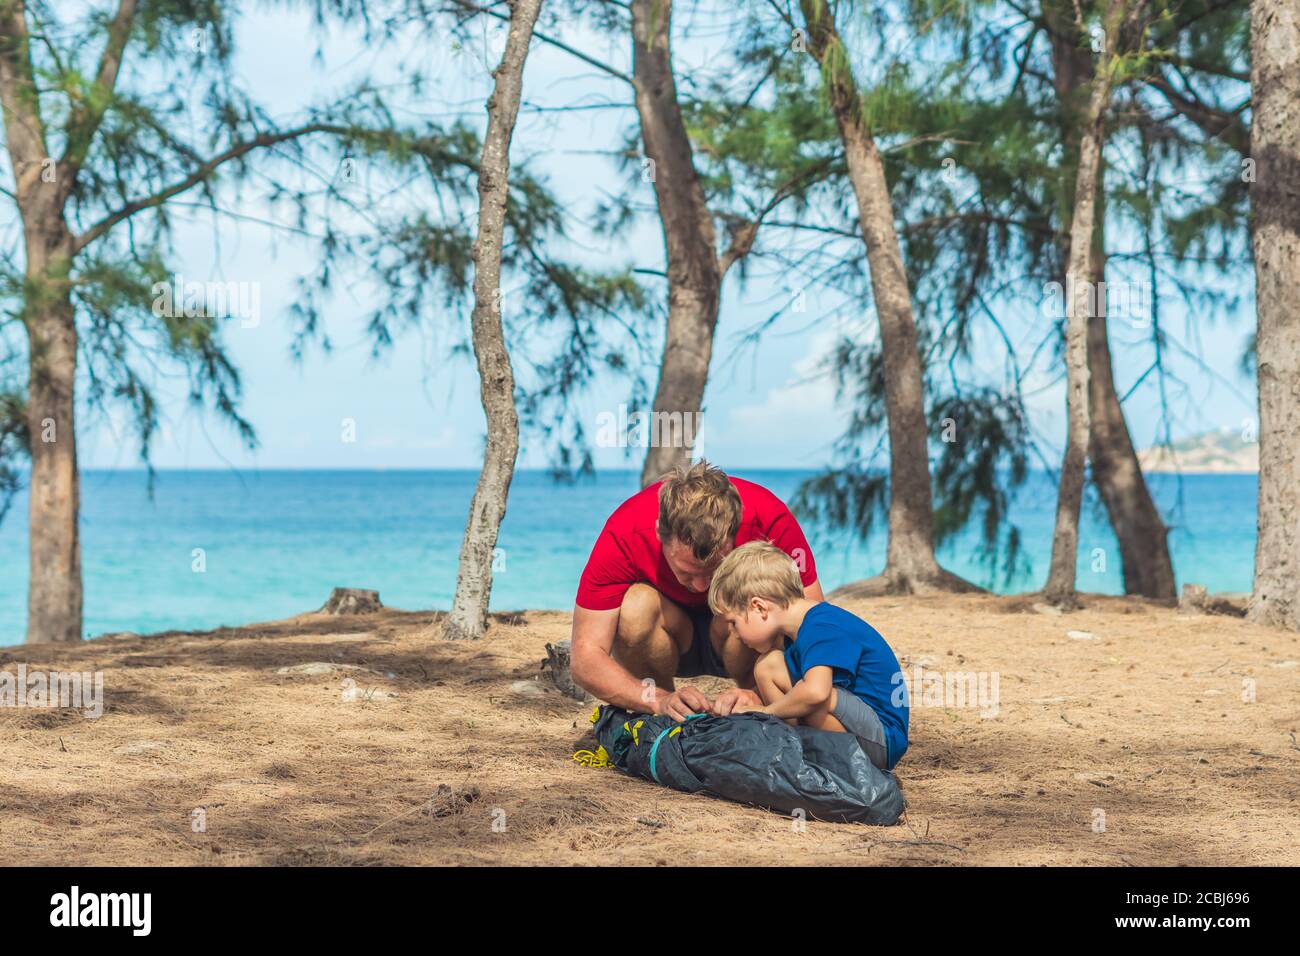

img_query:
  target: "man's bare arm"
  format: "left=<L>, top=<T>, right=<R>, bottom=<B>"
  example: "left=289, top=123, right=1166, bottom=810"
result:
left=570, top=605, right=662, bottom=713
left=805, top=579, right=826, bottom=602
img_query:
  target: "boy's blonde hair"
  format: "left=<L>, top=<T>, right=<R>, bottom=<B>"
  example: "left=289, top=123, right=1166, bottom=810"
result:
left=657, top=459, right=742, bottom=564
left=708, top=540, right=804, bottom=614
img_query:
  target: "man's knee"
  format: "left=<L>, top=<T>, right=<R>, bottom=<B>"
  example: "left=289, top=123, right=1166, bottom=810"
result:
left=616, top=584, right=665, bottom=646
left=613, top=585, right=681, bottom=689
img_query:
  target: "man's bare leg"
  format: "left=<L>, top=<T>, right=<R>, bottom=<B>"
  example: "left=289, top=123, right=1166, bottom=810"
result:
left=611, top=583, right=693, bottom=697
left=710, top=615, right=759, bottom=689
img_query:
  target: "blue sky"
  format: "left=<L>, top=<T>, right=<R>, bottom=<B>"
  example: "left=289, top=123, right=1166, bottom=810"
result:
left=66, top=3, right=1258, bottom=473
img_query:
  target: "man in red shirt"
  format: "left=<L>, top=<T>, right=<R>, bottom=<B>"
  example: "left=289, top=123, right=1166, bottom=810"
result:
left=571, top=460, right=824, bottom=720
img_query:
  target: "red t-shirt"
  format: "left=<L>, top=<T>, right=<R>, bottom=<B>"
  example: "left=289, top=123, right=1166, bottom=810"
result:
left=575, top=477, right=818, bottom=611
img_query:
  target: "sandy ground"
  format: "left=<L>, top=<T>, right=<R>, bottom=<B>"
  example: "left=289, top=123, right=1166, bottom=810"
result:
left=2, top=592, right=1298, bottom=866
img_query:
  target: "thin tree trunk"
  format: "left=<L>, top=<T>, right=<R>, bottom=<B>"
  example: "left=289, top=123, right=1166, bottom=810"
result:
left=443, top=0, right=541, bottom=641
left=632, top=0, right=720, bottom=487
left=24, top=283, right=82, bottom=643
left=1086, top=261, right=1176, bottom=600
left=1, top=6, right=85, bottom=641
left=798, top=0, right=972, bottom=595
left=1246, top=0, right=1300, bottom=629
left=1043, top=74, right=1104, bottom=608
left=1048, top=14, right=1175, bottom=602
left=1044, top=1, right=1135, bottom=607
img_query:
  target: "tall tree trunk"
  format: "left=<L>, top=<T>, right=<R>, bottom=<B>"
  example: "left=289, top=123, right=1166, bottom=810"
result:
left=1085, top=257, right=1175, bottom=600
left=798, top=0, right=971, bottom=595
left=1044, top=1, right=1137, bottom=607
left=632, top=0, right=720, bottom=487
left=1048, top=14, right=1175, bottom=602
left=1247, top=0, right=1300, bottom=630
left=443, top=0, right=542, bottom=641
left=24, top=276, right=82, bottom=643
left=1043, top=69, right=1104, bottom=608
left=1, top=7, right=85, bottom=641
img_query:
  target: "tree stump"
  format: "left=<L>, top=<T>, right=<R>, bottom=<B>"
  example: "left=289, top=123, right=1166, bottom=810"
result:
left=322, top=588, right=383, bottom=615
left=1179, top=584, right=1210, bottom=614
left=541, top=640, right=590, bottom=701
left=1179, top=584, right=1247, bottom=618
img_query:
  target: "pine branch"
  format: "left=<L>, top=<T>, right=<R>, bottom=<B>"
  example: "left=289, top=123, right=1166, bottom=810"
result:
left=1144, top=71, right=1249, bottom=153
left=444, top=0, right=633, bottom=85
left=60, top=0, right=138, bottom=191
left=73, top=122, right=350, bottom=253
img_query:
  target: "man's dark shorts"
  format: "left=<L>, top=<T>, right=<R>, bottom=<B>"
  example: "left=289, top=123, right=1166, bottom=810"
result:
left=673, top=599, right=729, bottom=678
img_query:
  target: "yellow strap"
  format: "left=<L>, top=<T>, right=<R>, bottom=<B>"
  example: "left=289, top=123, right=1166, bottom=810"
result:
left=572, top=746, right=613, bottom=768
left=623, top=719, right=646, bottom=745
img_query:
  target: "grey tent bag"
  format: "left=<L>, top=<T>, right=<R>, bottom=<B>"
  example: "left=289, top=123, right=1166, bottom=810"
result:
left=589, top=706, right=905, bottom=825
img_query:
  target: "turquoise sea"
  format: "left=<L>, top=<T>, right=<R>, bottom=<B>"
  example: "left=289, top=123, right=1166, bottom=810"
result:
left=0, top=469, right=1257, bottom=643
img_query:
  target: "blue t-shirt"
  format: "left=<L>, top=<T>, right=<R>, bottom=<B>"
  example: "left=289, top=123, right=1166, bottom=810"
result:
left=784, top=603, right=908, bottom=767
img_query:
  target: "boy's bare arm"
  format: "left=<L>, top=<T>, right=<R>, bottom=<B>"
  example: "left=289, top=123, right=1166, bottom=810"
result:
left=762, top=665, right=834, bottom=720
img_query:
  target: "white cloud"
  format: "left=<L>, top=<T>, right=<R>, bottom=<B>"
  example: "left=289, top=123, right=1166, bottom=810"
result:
left=714, top=329, right=849, bottom=467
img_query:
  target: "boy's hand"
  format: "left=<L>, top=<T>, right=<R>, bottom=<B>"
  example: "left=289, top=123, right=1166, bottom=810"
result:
left=710, top=688, right=764, bottom=716
left=728, top=700, right=767, bottom=715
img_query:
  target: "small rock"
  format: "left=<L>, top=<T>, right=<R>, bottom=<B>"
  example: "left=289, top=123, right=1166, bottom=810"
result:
left=1270, top=660, right=1298, bottom=669
left=277, top=662, right=368, bottom=675
left=1030, top=696, right=1074, bottom=704
left=1072, top=771, right=1113, bottom=786
left=424, top=784, right=480, bottom=818
left=341, top=680, right=398, bottom=702
left=1067, top=630, right=1096, bottom=640
left=1032, top=603, right=1063, bottom=616
left=510, top=679, right=551, bottom=698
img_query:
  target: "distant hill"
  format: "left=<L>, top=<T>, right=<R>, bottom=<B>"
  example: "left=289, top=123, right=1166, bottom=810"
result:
left=1137, top=428, right=1258, bottom=474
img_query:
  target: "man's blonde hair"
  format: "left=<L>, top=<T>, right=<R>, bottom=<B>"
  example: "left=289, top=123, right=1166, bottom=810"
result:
left=657, top=459, right=742, bottom=564
left=708, top=540, right=804, bottom=614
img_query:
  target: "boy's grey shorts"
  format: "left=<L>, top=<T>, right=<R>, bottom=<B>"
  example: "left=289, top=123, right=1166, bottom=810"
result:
left=831, top=689, right=891, bottom=770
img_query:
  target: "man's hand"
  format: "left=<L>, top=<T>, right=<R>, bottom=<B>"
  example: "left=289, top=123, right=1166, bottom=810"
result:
left=656, top=686, right=712, bottom=721
left=709, top=687, right=765, bottom=716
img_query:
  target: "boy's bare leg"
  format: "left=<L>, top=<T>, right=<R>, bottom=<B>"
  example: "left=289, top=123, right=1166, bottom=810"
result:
left=799, top=689, right=849, bottom=734
left=754, top=650, right=849, bottom=732
left=753, top=649, right=792, bottom=707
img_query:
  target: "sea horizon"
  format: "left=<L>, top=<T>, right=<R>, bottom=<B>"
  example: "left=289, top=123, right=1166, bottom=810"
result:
left=0, top=468, right=1259, bottom=644
left=11, top=464, right=1263, bottom=474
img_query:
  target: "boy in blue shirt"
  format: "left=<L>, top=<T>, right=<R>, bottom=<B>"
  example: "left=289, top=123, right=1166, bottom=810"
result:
left=707, top=540, right=908, bottom=770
